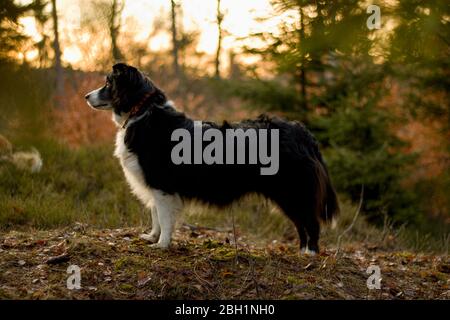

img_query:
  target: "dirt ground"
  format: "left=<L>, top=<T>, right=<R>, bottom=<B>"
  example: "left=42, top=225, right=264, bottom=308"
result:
left=0, top=224, right=448, bottom=299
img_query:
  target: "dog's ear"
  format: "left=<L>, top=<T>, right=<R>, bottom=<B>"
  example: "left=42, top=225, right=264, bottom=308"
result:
left=113, top=63, right=133, bottom=74
left=112, top=63, right=142, bottom=87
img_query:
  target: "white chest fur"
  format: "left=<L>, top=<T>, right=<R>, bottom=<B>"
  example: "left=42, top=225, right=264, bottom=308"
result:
left=114, top=129, right=154, bottom=208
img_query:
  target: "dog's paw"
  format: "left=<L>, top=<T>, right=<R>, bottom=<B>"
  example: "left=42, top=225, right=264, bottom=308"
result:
left=149, top=242, right=170, bottom=250
left=139, top=233, right=159, bottom=243
left=300, top=248, right=317, bottom=256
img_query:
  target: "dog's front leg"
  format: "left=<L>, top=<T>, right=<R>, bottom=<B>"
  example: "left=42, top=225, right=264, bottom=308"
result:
left=150, top=190, right=182, bottom=249
left=140, top=204, right=160, bottom=243
left=149, top=205, right=161, bottom=241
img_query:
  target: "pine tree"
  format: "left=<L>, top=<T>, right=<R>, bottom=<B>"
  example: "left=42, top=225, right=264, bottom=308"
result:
left=109, top=0, right=124, bottom=62
left=243, top=0, right=370, bottom=113
left=51, top=0, right=64, bottom=109
left=235, top=0, right=427, bottom=224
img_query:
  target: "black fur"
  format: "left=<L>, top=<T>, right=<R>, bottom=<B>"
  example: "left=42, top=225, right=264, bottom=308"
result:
left=96, top=63, right=339, bottom=253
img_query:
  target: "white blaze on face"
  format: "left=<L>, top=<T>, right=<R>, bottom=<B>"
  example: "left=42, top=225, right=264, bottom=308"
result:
left=85, top=87, right=112, bottom=110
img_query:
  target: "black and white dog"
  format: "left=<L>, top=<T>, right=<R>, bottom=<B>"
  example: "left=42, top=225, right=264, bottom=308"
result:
left=85, top=63, right=339, bottom=254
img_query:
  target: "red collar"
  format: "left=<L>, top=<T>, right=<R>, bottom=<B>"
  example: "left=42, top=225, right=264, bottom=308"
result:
left=122, top=89, right=155, bottom=129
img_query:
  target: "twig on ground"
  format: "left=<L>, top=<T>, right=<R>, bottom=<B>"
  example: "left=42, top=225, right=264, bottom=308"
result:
left=230, top=207, right=239, bottom=265
left=45, top=253, right=70, bottom=265
left=193, top=260, right=218, bottom=298
left=335, top=185, right=364, bottom=258
left=250, top=258, right=262, bottom=299
left=182, top=223, right=230, bottom=233
left=236, top=260, right=254, bottom=297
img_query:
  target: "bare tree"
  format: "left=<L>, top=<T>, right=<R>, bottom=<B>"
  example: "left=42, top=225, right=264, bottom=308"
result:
left=109, top=0, right=124, bottom=62
left=228, top=50, right=241, bottom=79
left=51, top=0, right=64, bottom=109
left=170, top=0, right=180, bottom=77
left=298, top=5, right=307, bottom=110
left=29, top=0, right=50, bottom=68
left=215, top=0, right=224, bottom=78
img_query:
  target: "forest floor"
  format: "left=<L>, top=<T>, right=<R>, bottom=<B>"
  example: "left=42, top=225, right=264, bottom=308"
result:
left=0, top=223, right=449, bottom=300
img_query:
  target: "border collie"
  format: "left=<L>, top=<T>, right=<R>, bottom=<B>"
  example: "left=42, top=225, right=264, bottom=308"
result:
left=85, top=63, right=339, bottom=254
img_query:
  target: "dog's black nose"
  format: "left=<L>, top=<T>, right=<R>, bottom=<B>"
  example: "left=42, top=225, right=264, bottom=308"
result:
left=85, top=93, right=90, bottom=100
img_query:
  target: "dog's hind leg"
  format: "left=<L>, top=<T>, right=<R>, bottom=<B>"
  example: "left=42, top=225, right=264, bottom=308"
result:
left=295, top=195, right=320, bottom=255
left=286, top=213, right=310, bottom=253
left=286, top=210, right=310, bottom=253
left=150, top=190, right=182, bottom=249
left=274, top=194, right=319, bottom=255
left=140, top=204, right=160, bottom=243
left=291, top=211, right=320, bottom=255
left=303, top=214, right=320, bottom=255
left=297, top=225, right=308, bottom=252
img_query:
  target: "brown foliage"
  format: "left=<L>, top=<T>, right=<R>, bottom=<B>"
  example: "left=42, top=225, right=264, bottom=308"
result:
left=52, top=73, right=116, bottom=147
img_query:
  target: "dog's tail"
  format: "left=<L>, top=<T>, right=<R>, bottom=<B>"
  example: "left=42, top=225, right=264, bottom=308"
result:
left=313, top=157, right=339, bottom=224
left=289, top=121, right=340, bottom=224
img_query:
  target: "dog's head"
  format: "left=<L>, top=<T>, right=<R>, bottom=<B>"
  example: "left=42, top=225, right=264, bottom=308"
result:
left=85, top=63, right=166, bottom=116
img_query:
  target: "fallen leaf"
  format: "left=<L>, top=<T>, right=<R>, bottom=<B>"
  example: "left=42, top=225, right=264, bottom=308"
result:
left=34, top=240, right=47, bottom=246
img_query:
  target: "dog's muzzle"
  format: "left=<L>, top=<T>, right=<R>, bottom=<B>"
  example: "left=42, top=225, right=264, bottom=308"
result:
left=85, top=88, right=112, bottom=110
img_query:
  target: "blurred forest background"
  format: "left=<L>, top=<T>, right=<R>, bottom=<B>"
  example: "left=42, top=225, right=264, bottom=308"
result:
left=0, top=0, right=449, bottom=252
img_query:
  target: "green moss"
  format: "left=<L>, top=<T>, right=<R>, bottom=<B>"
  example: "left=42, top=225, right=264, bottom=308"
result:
left=203, top=239, right=223, bottom=249
left=118, top=283, right=135, bottom=292
left=210, top=247, right=236, bottom=261
left=114, top=257, right=129, bottom=270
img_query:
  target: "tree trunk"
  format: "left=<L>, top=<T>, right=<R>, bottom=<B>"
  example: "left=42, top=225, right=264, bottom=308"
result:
left=228, top=50, right=241, bottom=79
left=110, top=0, right=123, bottom=62
left=51, top=0, right=64, bottom=109
left=298, top=5, right=308, bottom=111
left=215, top=0, right=223, bottom=78
left=170, top=0, right=180, bottom=77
